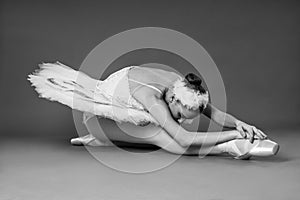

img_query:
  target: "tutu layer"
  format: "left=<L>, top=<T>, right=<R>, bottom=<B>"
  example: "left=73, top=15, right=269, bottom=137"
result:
left=28, top=62, right=159, bottom=126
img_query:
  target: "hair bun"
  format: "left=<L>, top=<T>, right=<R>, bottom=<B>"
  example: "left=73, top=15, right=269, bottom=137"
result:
left=185, top=73, right=202, bottom=85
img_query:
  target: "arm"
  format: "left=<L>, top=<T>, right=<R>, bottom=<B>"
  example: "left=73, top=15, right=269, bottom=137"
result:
left=203, top=103, right=267, bottom=142
left=202, top=103, right=240, bottom=128
left=142, top=96, right=240, bottom=147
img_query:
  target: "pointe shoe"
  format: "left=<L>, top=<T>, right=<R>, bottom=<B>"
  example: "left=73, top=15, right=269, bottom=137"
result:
left=71, top=134, right=111, bottom=147
left=220, top=139, right=280, bottom=160
left=248, top=139, right=280, bottom=157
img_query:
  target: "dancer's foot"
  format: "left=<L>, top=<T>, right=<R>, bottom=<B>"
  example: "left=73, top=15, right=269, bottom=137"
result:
left=70, top=134, right=111, bottom=147
left=218, top=139, right=279, bottom=160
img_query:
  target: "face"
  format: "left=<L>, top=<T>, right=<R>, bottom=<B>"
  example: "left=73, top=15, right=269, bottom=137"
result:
left=170, top=101, right=199, bottom=122
left=165, top=90, right=199, bottom=122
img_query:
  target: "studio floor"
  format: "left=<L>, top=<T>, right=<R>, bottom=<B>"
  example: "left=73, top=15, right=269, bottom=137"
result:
left=1, top=130, right=300, bottom=200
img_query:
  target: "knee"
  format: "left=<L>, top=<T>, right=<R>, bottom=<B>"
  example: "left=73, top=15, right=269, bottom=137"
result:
left=83, top=112, right=96, bottom=125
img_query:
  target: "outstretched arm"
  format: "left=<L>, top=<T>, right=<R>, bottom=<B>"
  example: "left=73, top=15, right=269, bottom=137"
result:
left=142, top=96, right=242, bottom=147
left=203, top=103, right=267, bottom=142
left=202, top=103, right=240, bottom=128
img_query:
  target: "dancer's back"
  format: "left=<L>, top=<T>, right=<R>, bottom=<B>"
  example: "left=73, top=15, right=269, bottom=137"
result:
left=128, top=67, right=182, bottom=102
left=128, top=67, right=182, bottom=90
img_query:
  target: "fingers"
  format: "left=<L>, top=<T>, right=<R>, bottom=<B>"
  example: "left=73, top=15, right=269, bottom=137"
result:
left=242, top=126, right=254, bottom=143
left=236, top=123, right=268, bottom=142
left=249, top=129, right=254, bottom=143
left=236, top=125, right=246, bottom=138
left=248, top=126, right=267, bottom=142
left=250, top=126, right=268, bottom=140
left=257, top=128, right=268, bottom=139
left=252, top=127, right=264, bottom=140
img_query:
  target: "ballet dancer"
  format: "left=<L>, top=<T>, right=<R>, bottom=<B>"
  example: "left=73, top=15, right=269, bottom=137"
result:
left=28, top=62, right=279, bottom=159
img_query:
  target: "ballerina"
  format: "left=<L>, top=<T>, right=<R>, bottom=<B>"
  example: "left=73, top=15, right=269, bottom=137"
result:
left=28, top=62, right=279, bottom=159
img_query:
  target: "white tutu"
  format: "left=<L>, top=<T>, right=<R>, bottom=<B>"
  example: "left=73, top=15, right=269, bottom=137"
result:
left=28, top=62, right=159, bottom=126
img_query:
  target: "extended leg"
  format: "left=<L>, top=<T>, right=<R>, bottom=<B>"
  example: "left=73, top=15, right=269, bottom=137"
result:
left=150, top=127, right=224, bottom=155
left=74, top=113, right=279, bottom=159
left=74, top=113, right=222, bottom=155
left=152, top=130, right=279, bottom=159
left=71, top=112, right=114, bottom=146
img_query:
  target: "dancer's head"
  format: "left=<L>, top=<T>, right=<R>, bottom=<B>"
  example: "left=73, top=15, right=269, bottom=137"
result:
left=165, top=73, right=209, bottom=124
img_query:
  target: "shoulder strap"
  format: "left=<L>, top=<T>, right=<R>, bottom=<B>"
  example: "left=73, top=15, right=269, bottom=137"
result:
left=128, top=78, right=163, bottom=94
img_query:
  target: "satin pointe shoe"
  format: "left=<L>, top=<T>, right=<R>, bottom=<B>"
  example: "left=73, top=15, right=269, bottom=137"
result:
left=219, top=139, right=280, bottom=160
left=70, top=134, right=111, bottom=147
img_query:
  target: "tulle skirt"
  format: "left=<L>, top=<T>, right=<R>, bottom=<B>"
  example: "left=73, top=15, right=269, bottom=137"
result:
left=28, top=62, right=159, bottom=126
left=95, top=66, right=145, bottom=111
left=94, top=66, right=154, bottom=126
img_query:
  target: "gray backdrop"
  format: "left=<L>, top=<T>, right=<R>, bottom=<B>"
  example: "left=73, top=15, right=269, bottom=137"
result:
left=0, top=0, right=299, bottom=138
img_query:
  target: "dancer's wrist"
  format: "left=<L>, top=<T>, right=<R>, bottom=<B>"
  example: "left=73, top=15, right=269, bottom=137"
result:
left=234, top=120, right=243, bottom=128
left=232, top=130, right=243, bottom=139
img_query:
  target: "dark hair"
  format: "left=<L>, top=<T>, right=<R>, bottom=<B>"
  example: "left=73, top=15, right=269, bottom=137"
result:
left=185, top=73, right=206, bottom=94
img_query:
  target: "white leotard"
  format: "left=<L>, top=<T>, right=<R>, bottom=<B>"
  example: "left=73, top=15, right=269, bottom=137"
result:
left=128, top=78, right=163, bottom=95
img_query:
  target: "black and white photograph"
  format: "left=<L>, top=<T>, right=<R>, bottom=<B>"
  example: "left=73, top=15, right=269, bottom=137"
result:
left=1, top=0, right=299, bottom=199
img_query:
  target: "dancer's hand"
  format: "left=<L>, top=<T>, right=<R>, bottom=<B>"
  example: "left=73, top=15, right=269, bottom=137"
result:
left=236, top=121, right=267, bottom=143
